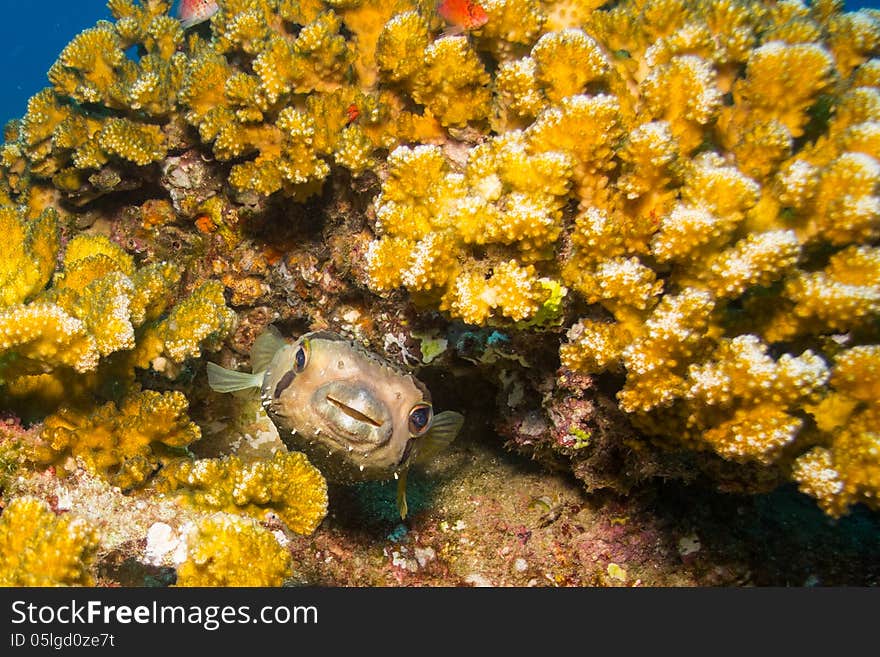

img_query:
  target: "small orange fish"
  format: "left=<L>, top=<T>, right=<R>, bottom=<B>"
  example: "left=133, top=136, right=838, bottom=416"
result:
left=437, top=0, right=489, bottom=31
left=177, top=0, right=219, bottom=29
left=346, top=103, right=360, bottom=124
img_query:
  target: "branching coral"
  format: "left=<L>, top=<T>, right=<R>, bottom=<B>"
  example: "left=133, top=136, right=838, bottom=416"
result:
left=354, top=0, right=880, bottom=519
left=175, top=514, right=293, bottom=587
left=47, top=21, right=128, bottom=107
left=0, top=206, right=58, bottom=308
left=156, top=451, right=329, bottom=535
left=0, top=229, right=234, bottom=403
left=1, top=0, right=879, bottom=539
left=410, top=36, right=492, bottom=127
left=365, top=135, right=572, bottom=324
left=133, top=279, right=237, bottom=371
left=728, top=41, right=835, bottom=139
left=792, top=345, right=880, bottom=517
left=33, top=389, right=201, bottom=489
left=21, top=7, right=184, bottom=180
left=0, top=496, right=99, bottom=586
left=0, top=208, right=237, bottom=533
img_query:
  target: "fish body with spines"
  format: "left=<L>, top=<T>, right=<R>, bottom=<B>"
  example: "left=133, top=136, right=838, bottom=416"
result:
left=207, top=327, right=464, bottom=518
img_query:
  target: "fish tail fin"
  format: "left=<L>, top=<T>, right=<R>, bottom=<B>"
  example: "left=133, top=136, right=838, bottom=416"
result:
left=413, top=411, right=464, bottom=465
left=396, top=469, right=409, bottom=520
left=206, top=362, right=264, bottom=393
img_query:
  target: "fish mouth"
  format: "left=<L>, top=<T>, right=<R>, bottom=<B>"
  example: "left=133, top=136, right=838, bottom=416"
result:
left=312, top=381, right=393, bottom=447
left=325, top=394, right=384, bottom=427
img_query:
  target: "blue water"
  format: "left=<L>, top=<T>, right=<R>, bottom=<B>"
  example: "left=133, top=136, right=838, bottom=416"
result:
left=0, top=0, right=879, bottom=126
left=0, top=1, right=112, bottom=125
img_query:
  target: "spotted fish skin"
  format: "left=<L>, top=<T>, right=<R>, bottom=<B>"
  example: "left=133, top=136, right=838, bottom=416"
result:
left=260, top=332, right=431, bottom=482
left=177, top=0, right=219, bottom=29
left=208, top=328, right=463, bottom=517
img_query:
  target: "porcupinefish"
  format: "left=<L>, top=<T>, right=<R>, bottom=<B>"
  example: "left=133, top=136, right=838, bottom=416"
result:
left=207, top=327, right=464, bottom=519
left=177, top=0, right=219, bottom=30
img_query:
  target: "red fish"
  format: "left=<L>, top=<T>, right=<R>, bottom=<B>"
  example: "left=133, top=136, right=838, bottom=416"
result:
left=346, top=103, right=360, bottom=124
left=437, top=0, right=489, bottom=32
left=177, top=0, right=219, bottom=29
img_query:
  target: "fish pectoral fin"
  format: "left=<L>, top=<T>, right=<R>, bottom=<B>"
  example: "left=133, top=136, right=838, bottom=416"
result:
left=396, top=470, right=409, bottom=520
left=206, top=362, right=265, bottom=393
left=250, top=325, right=287, bottom=374
left=440, top=25, right=465, bottom=39
left=413, top=411, right=464, bottom=465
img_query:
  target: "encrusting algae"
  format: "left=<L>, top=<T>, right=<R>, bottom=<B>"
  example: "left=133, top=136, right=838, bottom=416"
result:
left=0, top=0, right=879, bottom=587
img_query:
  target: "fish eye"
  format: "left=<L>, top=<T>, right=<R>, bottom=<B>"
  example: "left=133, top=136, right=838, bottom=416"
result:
left=294, top=339, right=310, bottom=373
left=408, top=403, right=433, bottom=436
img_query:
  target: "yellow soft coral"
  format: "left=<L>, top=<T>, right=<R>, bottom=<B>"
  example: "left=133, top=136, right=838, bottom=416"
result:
left=831, top=344, right=880, bottom=403
left=108, top=0, right=174, bottom=45
left=494, top=57, right=545, bottom=127
left=124, top=52, right=187, bottom=116
left=478, top=0, right=546, bottom=60
left=0, top=206, right=58, bottom=307
left=617, top=289, right=716, bottom=414
left=375, top=11, right=431, bottom=82
left=700, top=230, right=801, bottom=299
left=366, top=136, right=570, bottom=324
left=566, top=256, right=662, bottom=315
left=97, top=118, right=167, bottom=166
left=156, top=451, right=329, bottom=535
left=685, top=335, right=829, bottom=461
left=730, top=42, right=835, bottom=138
left=804, top=153, right=880, bottom=245
left=560, top=318, right=630, bottom=373
left=0, top=303, right=98, bottom=382
left=180, top=49, right=234, bottom=125
left=641, top=55, right=723, bottom=153
left=47, top=22, right=126, bottom=106
left=701, top=405, right=804, bottom=464
left=793, top=345, right=880, bottom=516
left=62, top=233, right=135, bottom=278
left=441, top=260, right=548, bottom=325
left=794, top=419, right=880, bottom=517
left=3, top=0, right=880, bottom=523
left=134, top=280, right=237, bottom=370
left=36, top=389, right=201, bottom=488
left=290, top=10, right=356, bottom=92
left=225, top=108, right=332, bottom=196
left=531, top=28, right=609, bottom=102
left=0, top=496, right=99, bottom=586
left=616, top=121, right=680, bottom=200
left=772, top=245, right=880, bottom=340
left=527, top=93, right=624, bottom=192
left=827, top=10, right=880, bottom=79
left=176, top=514, right=292, bottom=587
left=410, top=36, right=492, bottom=127
left=0, top=228, right=232, bottom=411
